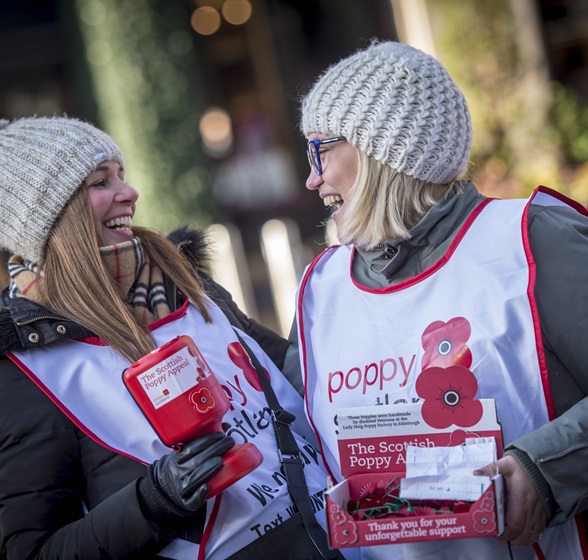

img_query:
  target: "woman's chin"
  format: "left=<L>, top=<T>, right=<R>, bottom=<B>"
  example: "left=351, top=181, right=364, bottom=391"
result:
left=330, top=205, right=344, bottom=221
left=99, top=228, right=134, bottom=246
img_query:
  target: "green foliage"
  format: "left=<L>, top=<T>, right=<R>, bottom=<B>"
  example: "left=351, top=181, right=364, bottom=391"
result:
left=74, top=0, right=217, bottom=231
left=551, top=81, right=588, bottom=165
left=426, top=0, right=588, bottom=200
left=427, top=0, right=518, bottom=165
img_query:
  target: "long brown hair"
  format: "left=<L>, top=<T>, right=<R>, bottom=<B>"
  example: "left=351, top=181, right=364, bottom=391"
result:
left=39, top=187, right=211, bottom=363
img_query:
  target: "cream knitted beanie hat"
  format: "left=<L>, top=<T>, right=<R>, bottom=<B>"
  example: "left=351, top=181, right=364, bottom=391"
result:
left=0, top=116, right=124, bottom=263
left=301, top=41, right=472, bottom=184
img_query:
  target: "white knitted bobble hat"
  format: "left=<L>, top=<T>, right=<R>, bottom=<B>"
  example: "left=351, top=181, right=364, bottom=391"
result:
left=0, top=116, right=125, bottom=263
left=301, top=41, right=472, bottom=184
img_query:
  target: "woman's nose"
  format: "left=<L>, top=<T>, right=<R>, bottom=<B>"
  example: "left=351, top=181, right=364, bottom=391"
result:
left=306, top=168, right=323, bottom=190
left=115, top=180, right=139, bottom=203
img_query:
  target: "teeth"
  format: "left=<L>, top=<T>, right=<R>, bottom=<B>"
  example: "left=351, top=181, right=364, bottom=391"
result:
left=324, top=195, right=343, bottom=207
left=104, top=216, right=132, bottom=229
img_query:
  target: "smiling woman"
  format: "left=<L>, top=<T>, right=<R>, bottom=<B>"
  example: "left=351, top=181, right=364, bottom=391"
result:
left=0, top=116, right=339, bottom=560
left=84, top=160, right=137, bottom=246
left=284, top=40, right=588, bottom=560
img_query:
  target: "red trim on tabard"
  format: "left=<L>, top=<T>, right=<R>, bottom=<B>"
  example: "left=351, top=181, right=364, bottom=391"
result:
left=523, top=187, right=556, bottom=420
left=298, top=247, right=340, bottom=483
left=575, top=513, right=588, bottom=558
left=198, top=493, right=222, bottom=560
left=536, top=185, right=588, bottom=216
left=149, top=298, right=190, bottom=331
left=75, top=299, right=191, bottom=345
left=349, top=198, right=494, bottom=293
left=5, top=352, right=147, bottom=465
left=5, top=301, right=191, bottom=464
left=532, top=543, right=546, bottom=559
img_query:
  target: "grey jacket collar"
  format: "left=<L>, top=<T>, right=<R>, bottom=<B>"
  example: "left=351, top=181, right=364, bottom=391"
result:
left=354, top=182, right=486, bottom=286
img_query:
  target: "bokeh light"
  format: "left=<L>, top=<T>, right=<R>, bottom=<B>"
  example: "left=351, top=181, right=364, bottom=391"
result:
left=222, top=0, right=252, bottom=26
left=86, top=40, right=112, bottom=66
left=191, top=6, right=222, bottom=36
left=199, top=107, right=233, bottom=156
left=79, top=1, right=106, bottom=26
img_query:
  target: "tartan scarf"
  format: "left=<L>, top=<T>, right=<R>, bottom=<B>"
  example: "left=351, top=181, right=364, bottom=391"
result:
left=7, top=238, right=171, bottom=326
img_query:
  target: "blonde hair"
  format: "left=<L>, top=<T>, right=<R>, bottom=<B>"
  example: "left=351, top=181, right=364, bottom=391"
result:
left=335, top=150, right=465, bottom=248
left=38, top=187, right=211, bottom=363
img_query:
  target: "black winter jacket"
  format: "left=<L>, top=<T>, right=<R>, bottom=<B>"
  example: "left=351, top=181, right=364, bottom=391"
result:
left=0, top=228, right=289, bottom=560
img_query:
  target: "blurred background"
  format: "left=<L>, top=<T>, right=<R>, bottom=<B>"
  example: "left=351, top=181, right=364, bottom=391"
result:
left=1, top=0, right=587, bottom=336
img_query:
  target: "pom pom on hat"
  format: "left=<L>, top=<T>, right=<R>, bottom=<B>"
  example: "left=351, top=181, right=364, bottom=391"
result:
left=301, top=41, right=472, bottom=184
left=0, top=116, right=124, bottom=263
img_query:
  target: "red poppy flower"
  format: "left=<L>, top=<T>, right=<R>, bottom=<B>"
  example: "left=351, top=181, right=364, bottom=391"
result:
left=333, top=519, right=358, bottom=545
left=421, top=317, right=473, bottom=370
left=453, top=502, right=471, bottom=513
left=190, top=387, right=215, bottom=413
left=415, top=366, right=483, bottom=429
left=358, top=479, right=393, bottom=501
left=473, top=509, right=496, bottom=534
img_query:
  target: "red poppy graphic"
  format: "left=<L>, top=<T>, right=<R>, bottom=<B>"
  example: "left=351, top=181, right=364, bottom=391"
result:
left=449, top=429, right=481, bottom=446
left=473, top=509, right=496, bottom=534
left=333, top=519, right=358, bottom=545
left=227, top=342, right=270, bottom=392
left=421, top=317, right=472, bottom=370
left=190, top=387, right=215, bottom=413
left=480, top=495, right=495, bottom=514
left=415, top=366, right=483, bottom=429
left=329, top=503, right=348, bottom=526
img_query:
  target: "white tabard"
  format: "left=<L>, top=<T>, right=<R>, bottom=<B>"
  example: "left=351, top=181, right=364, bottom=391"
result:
left=298, top=187, right=587, bottom=560
left=10, top=298, right=328, bottom=560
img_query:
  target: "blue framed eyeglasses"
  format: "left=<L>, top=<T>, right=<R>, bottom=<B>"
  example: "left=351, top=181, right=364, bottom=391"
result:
left=306, top=136, right=346, bottom=175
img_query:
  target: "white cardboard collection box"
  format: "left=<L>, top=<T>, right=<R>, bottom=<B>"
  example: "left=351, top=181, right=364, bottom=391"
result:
left=325, top=400, right=505, bottom=549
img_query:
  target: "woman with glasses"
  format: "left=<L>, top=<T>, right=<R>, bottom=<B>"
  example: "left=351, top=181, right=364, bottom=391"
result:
left=284, top=40, right=588, bottom=559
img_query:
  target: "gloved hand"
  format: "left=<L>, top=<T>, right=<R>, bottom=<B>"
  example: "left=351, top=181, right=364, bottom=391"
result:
left=150, top=431, right=235, bottom=512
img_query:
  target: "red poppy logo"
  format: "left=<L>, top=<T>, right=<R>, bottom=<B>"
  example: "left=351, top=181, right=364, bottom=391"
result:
left=329, top=503, right=348, bottom=526
left=333, top=519, right=358, bottom=545
left=480, top=495, right=495, bottom=513
left=415, top=366, right=483, bottom=429
left=190, top=387, right=215, bottom=413
left=473, top=509, right=496, bottom=534
left=421, top=317, right=472, bottom=370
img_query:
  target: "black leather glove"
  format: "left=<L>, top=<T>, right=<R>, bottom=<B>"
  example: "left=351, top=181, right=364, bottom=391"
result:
left=150, top=432, right=235, bottom=512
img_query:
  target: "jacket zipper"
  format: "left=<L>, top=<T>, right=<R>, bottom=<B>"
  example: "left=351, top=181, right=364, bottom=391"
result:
left=16, top=316, right=72, bottom=326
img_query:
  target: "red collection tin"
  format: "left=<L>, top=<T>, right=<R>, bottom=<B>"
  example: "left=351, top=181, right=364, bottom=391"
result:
left=123, top=335, right=262, bottom=497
